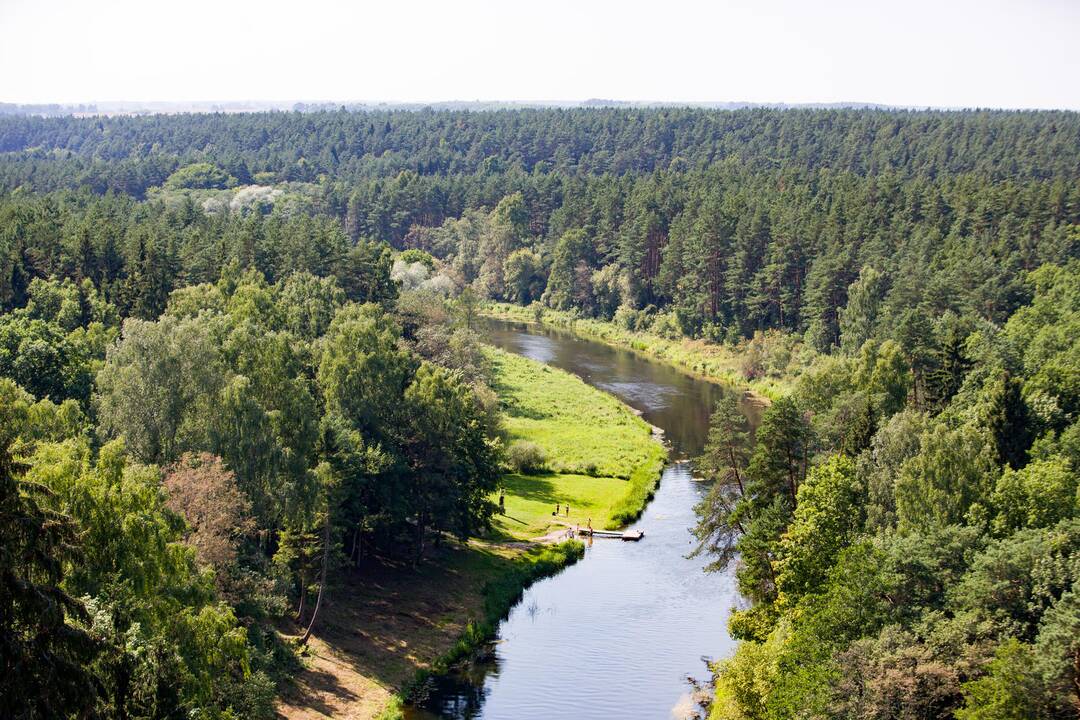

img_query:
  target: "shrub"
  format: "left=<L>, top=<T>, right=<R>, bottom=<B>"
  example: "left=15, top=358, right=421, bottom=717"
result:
left=164, top=162, right=236, bottom=190
left=613, top=303, right=638, bottom=330
left=506, top=440, right=547, bottom=473
left=399, top=248, right=436, bottom=270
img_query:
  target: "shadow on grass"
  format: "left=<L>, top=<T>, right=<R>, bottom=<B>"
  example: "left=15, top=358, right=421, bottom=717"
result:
left=279, top=664, right=360, bottom=717
left=486, top=369, right=554, bottom=422
left=500, top=473, right=577, bottom=504
left=499, top=397, right=552, bottom=421
left=278, top=541, right=536, bottom=716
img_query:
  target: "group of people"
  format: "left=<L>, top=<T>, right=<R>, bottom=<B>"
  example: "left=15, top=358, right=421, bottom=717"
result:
left=496, top=494, right=591, bottom=539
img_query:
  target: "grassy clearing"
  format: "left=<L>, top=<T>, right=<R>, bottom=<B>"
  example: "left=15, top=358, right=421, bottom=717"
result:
left=487, top=347, right=667, bottom=536
left=496, top=472, right=627, bottom=537
left=489, top=347, right=661, bottom=478
left=484, top=302, right=796, bottom=401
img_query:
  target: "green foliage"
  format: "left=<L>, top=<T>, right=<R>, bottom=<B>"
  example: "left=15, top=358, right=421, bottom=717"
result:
left=707, top=264, right=1079, bottom=720
left=0, top=420, right=98, bottom=720
left=1032, top=589, right=1080, bottom=715
left=276, top=271, right=346, bottom=341
left=691, top=395, right=752, bottom=571
left=950, top=518, right=1079, bottom=639
left=856, top=339, right=912, bottom=418
left=502, top=248, right=546, bottom=305
left=398, top=248, right=435, bottom=270
left=318, top=303, right=414, bottom=439
left=164, top=162, right=237, bottom=190
left=401, top=361, right=502, bottom=540
left=22, top=437, right=265, bottom=717
left=895, top=423, right=996, bottom=532
left=1005, top=261, right=1080, bottom=432
left=505, top=440, right=547, bottom=473
left=775, top=455, right=864, bottom=605
left=955, top=640, right=1046, bottom=720
left=95, top=314, right=224, bottom=464
left=1, top=260, right=524, bottom=715
left=975, top=370, right=1033, bottom=469
left=745, top=396, right=811, bottom=513
left=839, top=266, right=886, bottom=355
left=992, top=456, right=1078, bottom=533
left=544, top=229, right=592, bottom=310
left=338, top=241, right=398, bottom=305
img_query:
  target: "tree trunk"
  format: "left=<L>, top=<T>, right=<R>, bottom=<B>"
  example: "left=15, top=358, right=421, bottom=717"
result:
left=728, top=445, right=745, bottom=495
left=300, top=510, right=331, bottom=646
left=786, top=450, right=799, bottom=508
left=350, top=524, right=360, bottom=566
left=295, top=576, right=307, bottom=623
left=414, top=511, right=425, bottom=565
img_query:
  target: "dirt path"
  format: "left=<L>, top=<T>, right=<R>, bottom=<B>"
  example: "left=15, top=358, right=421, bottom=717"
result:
left=530, top=520, right=579, bottom=545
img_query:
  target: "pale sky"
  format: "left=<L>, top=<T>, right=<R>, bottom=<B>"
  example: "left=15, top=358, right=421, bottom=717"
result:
left=2, top=0, right=1078, bottom=109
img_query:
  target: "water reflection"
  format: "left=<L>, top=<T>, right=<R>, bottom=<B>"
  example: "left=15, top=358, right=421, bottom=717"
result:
left=481, top=320, right=761, bottom=456
left=405, top=320, right=757, bottom=719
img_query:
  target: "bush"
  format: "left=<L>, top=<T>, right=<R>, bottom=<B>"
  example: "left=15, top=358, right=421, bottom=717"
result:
left=506, top=440, right=547, bottom=473
left=399, top=248, right=436, bottom=270
left=164, top=162, right=236, bottom=190
left=613, top=303, right=641, bottom=330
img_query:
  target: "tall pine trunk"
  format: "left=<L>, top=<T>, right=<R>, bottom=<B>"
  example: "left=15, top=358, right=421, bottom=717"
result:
left=295, top=576, right=307, bottom=623
left=300, top=508, right=331, bottom=646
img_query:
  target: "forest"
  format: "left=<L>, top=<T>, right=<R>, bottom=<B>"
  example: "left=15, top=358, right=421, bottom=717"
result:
left=0, top=106, right=1078, bottom=719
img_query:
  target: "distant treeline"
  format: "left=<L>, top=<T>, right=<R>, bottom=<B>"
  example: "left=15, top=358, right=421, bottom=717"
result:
left=1, top=108, right=1078, bottom=195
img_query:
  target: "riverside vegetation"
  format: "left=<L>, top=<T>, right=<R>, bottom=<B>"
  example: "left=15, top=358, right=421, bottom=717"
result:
left=483, top=301, right=801, bottom=400
left=1, top=106, right=1078, bottom=719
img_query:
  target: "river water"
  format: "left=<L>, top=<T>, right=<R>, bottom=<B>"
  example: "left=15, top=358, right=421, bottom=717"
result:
left=406, top=319, right=759, bottom=720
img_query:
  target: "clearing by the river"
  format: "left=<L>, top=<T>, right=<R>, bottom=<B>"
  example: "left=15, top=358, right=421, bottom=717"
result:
left=276, top=346, right=666, bottom=719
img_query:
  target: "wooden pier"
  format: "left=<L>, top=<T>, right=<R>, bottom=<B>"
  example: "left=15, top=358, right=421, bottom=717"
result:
left=576, top=528, right=645, bottom=541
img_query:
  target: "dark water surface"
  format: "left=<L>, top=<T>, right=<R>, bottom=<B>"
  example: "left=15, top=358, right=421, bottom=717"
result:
left=405, top=320, right=759, bottom=719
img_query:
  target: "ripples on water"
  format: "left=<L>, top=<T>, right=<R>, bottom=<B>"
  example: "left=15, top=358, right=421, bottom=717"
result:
left=406, top=320, right=757, bottom=719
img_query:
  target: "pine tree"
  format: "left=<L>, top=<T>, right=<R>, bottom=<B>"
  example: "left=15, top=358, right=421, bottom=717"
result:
left=0, top=435, right=99, bottom=718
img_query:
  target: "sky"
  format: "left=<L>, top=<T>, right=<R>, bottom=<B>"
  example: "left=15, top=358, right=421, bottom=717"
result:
left=2, top=0, right=1078, bottom=109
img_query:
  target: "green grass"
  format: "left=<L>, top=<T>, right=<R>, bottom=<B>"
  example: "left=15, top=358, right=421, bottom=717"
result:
left=497, top=472, right=629, bottom=537
left=484, top=302, right=794, bottom=401
left=486, top=347, right=667, bottom=537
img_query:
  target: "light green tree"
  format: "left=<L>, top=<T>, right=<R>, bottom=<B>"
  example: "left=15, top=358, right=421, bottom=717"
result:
left=895, top=423, right=996, bottom=531
left=839, top=266, right=886, bottom=355
left=95, top=315, right=224, bottom=464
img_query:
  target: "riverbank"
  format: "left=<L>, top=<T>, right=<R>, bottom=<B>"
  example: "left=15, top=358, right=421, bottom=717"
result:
left=277, top=540, right=582, bottom=720
left=277, top=345, right=666, bottom=720
left=483, top=302, right=802, bottom=402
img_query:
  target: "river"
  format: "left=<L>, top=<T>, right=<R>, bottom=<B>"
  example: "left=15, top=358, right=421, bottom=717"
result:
left=405, top=319, right=760, bottom=719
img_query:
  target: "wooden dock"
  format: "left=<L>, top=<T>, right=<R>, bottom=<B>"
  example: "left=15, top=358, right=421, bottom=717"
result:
left=576, top=528, right=645, bottom=541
